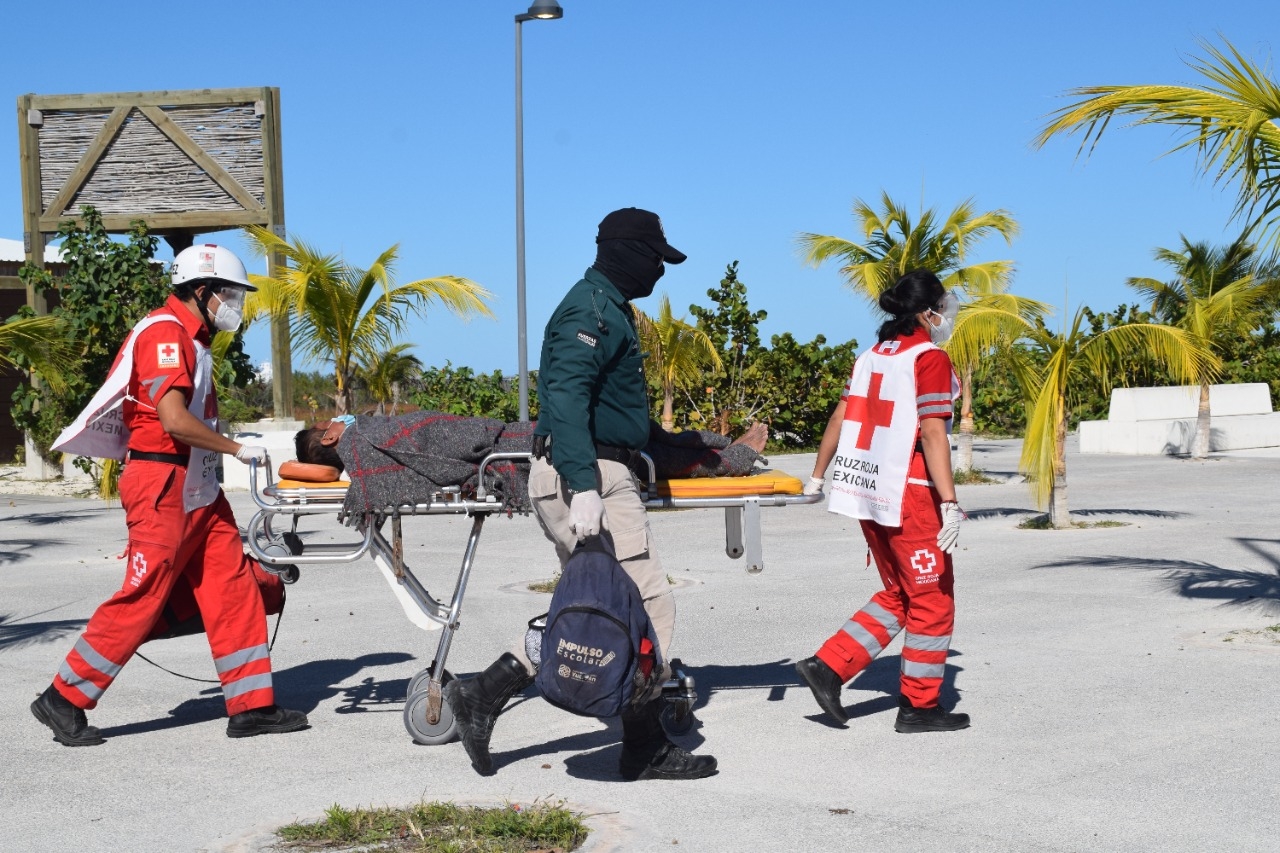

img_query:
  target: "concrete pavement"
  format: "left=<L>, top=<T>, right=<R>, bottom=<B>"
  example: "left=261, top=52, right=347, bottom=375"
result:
left=3, top=438, right=1278, bottom=852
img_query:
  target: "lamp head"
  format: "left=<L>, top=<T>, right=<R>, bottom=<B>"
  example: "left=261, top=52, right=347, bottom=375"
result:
left=527, top=0, right=563, bottom=19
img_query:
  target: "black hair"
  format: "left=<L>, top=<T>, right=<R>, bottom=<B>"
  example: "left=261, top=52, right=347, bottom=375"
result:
left=876, top=269, right=946, bottom=342
left=294, top=427, right=345, bottom=472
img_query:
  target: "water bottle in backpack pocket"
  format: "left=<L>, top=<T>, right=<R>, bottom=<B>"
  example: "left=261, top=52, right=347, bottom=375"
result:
left=534, top=536, right=660, bottom=717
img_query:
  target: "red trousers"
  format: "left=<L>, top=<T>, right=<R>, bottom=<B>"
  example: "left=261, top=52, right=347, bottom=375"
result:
left=54, top=460, right=275, bottom=716
left=815, top=452, right=955, bottom=708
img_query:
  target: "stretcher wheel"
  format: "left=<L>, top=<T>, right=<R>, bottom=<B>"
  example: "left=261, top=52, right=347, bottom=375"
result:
left=403, top=670, right=457, bottom=746
left=406, top=667, right=434, bottom=699
left=278, top=565, right=300, bottom=584
left=660, top=701, right=695, bottom=735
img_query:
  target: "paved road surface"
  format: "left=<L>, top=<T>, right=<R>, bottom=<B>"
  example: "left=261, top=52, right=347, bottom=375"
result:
left=3, top=438, right=1277, bottom=851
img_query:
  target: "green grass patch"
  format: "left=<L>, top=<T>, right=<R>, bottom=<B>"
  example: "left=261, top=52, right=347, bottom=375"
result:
left=953, top=467, right=997, bottom=485
left=276, top=800, right=588, bottom=852
left=1017, top=515, right=1129, bottom=530
left=527, top=574, right=560, bottom=594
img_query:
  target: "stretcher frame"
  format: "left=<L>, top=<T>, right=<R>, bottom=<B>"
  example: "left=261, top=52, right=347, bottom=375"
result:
left=243, top=453, right=818, bottom=745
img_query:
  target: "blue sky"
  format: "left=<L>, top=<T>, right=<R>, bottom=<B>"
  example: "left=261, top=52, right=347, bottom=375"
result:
left=3, top=1, right=1277, bottom=376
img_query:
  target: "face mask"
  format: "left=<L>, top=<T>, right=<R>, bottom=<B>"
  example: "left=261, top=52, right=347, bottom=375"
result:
left=927, top=292, right=959, bottom=345
left=211, top=287, right=246, bottom=332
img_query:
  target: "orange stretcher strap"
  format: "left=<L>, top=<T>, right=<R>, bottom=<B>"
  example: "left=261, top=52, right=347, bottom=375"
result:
left=655, top=470, right=803, bottom=498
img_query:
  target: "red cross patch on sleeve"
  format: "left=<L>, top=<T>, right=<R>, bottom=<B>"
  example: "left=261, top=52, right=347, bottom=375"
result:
left=157, top=342, right=181, bottom=368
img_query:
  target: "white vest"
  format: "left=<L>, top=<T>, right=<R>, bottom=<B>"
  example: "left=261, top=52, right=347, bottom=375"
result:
left=52, top=313, right=221, bottom=511
left=827, top=337, right=955, bottom=526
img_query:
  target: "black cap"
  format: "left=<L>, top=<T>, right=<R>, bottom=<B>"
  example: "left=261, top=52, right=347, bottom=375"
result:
left=596, top=207, right=687, bottom=264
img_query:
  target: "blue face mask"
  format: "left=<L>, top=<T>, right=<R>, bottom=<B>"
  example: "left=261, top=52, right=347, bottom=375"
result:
left=332, top=414, right=356, bottom=427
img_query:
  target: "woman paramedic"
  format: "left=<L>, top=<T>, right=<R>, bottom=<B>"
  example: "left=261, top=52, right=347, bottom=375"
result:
left=795, top=268, right=970, bottom=733
left=30, top=244, right=308, bottom=746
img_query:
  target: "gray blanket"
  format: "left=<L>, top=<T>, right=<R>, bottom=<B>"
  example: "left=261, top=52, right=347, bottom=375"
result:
left=334, top=413, right=764, bottom=516
left=337, top=413, right=535, bottom=515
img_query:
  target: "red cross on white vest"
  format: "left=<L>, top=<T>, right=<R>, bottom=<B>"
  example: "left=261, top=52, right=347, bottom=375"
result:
left=845, top=372, right=895, bottom=450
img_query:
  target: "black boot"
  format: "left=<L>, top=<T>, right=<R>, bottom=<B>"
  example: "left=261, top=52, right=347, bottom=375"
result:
left=443, top=653, right=532, bottom=775
left=226, top=705, right=310, bottom=738
left=894, top=695, right=970, bottom=733
left=30, top=684, right=104, bottom=747
left=795, top=656, right=848, bottom=724
left=619, top=699, right=718, bottom=781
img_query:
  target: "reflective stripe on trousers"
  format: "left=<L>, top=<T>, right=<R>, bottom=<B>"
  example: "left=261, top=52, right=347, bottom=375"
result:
left=216, top=643, right=273, bottom=701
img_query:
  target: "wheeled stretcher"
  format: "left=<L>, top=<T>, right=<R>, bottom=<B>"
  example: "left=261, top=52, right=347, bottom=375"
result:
left=244, top=454, right=818, bottom=745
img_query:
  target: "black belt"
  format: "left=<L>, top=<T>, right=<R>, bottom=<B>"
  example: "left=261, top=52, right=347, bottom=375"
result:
left=594, top=442, right=642, bottom=468
left=532, top=436, right=640, bottom=469
left=127, top=451, right=188, bottom=466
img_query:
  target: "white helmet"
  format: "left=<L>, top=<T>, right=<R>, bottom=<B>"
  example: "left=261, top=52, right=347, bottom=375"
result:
left=170, top=244, right=256, bottom=291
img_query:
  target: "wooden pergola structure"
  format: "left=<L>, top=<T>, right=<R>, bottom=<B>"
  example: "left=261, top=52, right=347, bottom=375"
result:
left=15, top=86, right=293, bottom=425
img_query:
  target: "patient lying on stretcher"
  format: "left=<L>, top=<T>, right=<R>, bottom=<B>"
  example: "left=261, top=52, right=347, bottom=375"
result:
left=290, top=412, right=768, bottom=515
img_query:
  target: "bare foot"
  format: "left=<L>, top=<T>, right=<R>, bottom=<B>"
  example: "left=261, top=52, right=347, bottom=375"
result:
left=731, top=422, right=768, bottom=453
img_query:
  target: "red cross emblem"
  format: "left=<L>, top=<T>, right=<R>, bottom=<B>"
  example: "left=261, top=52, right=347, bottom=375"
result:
left=910, top=549, right=937, bottom=574
left=160, top=344, right=176, bottom=358
left=845, top=372, right=894, bottom=450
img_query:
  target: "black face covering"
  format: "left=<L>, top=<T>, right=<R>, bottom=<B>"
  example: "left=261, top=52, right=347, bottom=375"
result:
left=592, top=238, right=665, bottom=301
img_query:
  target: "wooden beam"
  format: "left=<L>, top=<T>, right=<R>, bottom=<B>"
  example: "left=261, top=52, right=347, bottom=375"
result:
left=41, top=105, right=131, bottom=219
left=39, top=209, right=270, bottom=232
left=28, top=87, right=267, bottom=110
left=137, top=105, right=265, bottom=213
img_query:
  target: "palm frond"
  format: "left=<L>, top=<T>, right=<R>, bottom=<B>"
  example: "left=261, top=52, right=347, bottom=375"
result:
left=1035, top=37, right=1280, bottom=248
left=0, top=314, right=78, bottom=393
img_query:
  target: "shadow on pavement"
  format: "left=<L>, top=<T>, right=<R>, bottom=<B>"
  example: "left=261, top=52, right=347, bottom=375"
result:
left=0, top=538, right=70, bottom=565
left=1033, top=542, right=1280, bottom=615
left=967, top=507, right=1185, bottom=521
left=0, top=608, right=87, bottom=652
left=5, top=510, right=106, bottom=527
left=91, top=651, right=417, bottom=740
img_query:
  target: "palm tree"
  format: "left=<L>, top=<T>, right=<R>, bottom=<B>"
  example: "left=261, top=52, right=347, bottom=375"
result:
left=242, top=227, right=492, bottom=415
left=634, top=294, right=722, bottom=430
left=946, top=289, right=1051, bottom=470
left=355, top=343, right=423, bottom=416
left=0, top=314, right=76, bottom=393
left=797, top=191, right=1019, bottom=304
left=1003, top=306, right=1215, bottom=528
left=1035, top=38, right=1280, bottom=252
left=1126, top=234, right=1278, bottom=458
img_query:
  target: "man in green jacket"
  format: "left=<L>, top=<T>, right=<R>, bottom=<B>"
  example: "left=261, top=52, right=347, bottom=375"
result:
left=445, top=208, right=718, bottom=781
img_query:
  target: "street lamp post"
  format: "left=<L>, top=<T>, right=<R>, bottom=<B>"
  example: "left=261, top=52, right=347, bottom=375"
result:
left=514, top=0, right=563, bottom=423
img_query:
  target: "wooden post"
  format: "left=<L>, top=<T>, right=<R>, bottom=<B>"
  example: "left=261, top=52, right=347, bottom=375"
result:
left=17, top=94, right=53, bottom=477
left=262, top=87, right=293, bottom=422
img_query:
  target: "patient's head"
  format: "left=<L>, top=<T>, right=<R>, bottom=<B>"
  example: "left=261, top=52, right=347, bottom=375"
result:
left=295, top=425, right=345, bottom=472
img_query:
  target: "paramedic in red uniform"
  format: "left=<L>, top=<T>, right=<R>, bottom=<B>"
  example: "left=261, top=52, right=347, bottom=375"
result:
left=796, top=269, right=970, bottom=733
left=30, top=244, right=308, bottom=746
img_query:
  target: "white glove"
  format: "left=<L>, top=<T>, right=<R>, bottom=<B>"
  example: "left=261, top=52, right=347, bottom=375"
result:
left=803, top=476, right=825, bottom=496
left=234, top=444, right=269, bottom=466
left=569, top=489, right=604, bottom=540
left=937, top=501, right=966, bottom=553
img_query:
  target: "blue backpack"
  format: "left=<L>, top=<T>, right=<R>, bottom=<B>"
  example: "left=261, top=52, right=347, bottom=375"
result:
left=535, top=538, right=661, bottom=717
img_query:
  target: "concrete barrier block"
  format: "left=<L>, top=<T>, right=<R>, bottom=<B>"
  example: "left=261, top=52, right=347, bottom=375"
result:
left=1080, top=412, right=1280, bottom=455
left=1107, top=383, right=1272, bottom=422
